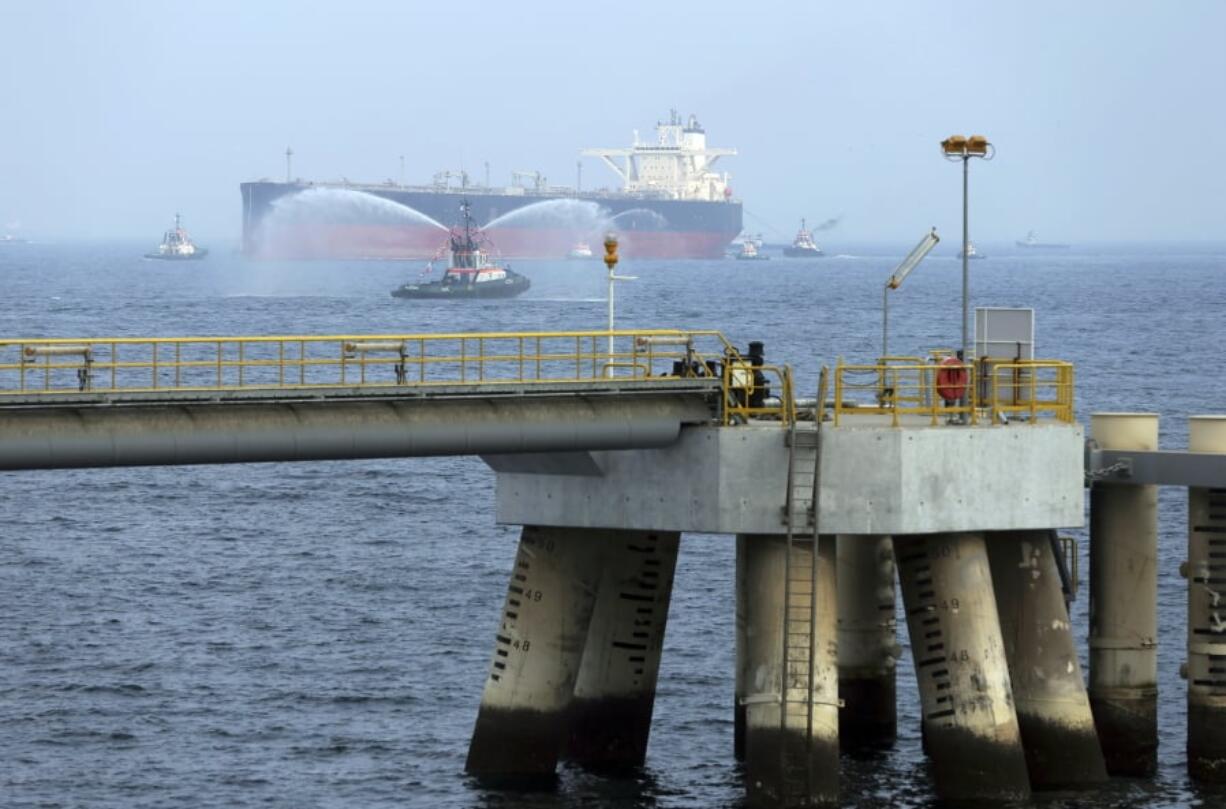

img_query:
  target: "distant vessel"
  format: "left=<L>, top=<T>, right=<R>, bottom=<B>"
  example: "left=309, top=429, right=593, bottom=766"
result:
left=145, top=214, right=207, bottom=260
left=1016, top=230, right=1069, bottom=249
left=391, top=201, right=530, bottom=300
left=735, top=240, right=769, bottom=261
left=567, top=242, right=593, bottom=259
left=243, top=111, right=741, bottom=260
left=782, top=219, right=823, bottom=258
left=0, top=234, right=27, bottom=245
left=957, top=240, right=985, bottom=259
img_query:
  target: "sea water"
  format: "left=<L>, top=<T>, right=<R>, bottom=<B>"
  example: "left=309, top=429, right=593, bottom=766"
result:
left=1, top=240, right=1224, bottom=808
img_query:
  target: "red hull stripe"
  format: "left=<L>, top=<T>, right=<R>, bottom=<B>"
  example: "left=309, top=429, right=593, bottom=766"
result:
left=250, top=224, right=734, bottom=260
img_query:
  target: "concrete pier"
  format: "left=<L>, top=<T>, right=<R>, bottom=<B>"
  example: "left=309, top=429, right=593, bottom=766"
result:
left=740, top=534, right=839, bottom=807
left=1187, top=416, right=1226, bottom=781
left=895, top=532, right=1031, bottom=802
left=987, top=531, right=1108, bottom=788
left=735, top=534, right=748, bottom=761
left=564, top=530, right=680, bottom=771
left=836, top=534, right=897, bottom=749
left=466, top=525, right=604, bottom=783
left=1089, top=413, right=1159, bottom=776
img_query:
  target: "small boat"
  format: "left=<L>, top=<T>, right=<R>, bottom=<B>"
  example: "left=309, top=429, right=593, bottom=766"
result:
left=391, top=201, right=530, bottom=300
left=567, top=242, right=593, bottom=259
left=957, top=240, right=986, bottom=259
left=782, top=219, right=824, bottom=258
left=735, top=240, right=769, bottom=261
left=145, top=214, right=207, bottom=260
left=1016, top=230, right=1069, bottom=249
left=0, top=234, right=27, bottom=245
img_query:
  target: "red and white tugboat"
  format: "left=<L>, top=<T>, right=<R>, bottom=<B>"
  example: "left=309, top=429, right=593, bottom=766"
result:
left=145, top=214, right=208, bottom=260
left=782, top=218, right=824, bottom=257
left=391, top=201, right=530, bottom=299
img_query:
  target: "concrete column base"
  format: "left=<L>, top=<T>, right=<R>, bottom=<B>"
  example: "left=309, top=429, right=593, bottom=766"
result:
left=466, top=525, right=604, bottom=784
left=1089, top=412, right=1159, bottom=777
left=1088, top=692, right=1158, bottom=776
left=741, top=534, right=839, bottom=807
left=564, top=530, right=680, bottom=772
left=988, top=531, right=1107, bottom=788
left=836, top=534, right=897, bottom=750
left=1187, top=416, right=1226, bottom=781
left=896, top=532, right=1031, bottom=802
left=735, top=534, right=748, bottom=762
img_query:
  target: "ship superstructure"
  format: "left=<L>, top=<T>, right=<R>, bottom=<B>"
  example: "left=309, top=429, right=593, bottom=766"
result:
left=580, top=111, right=735, bottom=202
left=241, top=112, right=742, bottom=260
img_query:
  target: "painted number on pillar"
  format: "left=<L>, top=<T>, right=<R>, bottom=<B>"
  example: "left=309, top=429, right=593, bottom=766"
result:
left=512, top=639, right=531, bottom=652
left=940, top=598, right=960, bottom=612
left=523, top=589, right=544, bottom=602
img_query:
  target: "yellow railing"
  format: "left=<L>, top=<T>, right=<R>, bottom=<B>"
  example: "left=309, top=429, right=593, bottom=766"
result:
left=0, top=329, right=797, bottom=425
left=983, top=359, right=1075, bottom=423
left=832, top=358, right=1075, bottom=426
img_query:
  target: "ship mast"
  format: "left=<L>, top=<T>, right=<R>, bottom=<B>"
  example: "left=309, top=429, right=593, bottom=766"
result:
left=285, top=147, right=294, bottom=184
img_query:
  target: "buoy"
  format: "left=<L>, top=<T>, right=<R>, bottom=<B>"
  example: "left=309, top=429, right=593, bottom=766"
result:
left=935, top=357, right=968, bottom=403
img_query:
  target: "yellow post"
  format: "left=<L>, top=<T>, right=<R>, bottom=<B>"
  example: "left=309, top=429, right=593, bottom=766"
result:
left=604, top=234, right=619, bottom=377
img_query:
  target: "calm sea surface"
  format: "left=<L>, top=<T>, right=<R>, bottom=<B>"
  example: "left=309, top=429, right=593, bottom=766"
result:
left=2, top=240, right=1224, bottom=808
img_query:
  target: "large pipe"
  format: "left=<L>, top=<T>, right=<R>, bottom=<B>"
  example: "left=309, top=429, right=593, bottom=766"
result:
left=1089, top=412, right=1159, bottom=776
left=1187, top=415, right=1226, bottom=781
left=0, top=394, right=710, bottom=470
left=895, top=532, right=1031, bottom=802
left=987, top=531, right=1107, bottom=788
left=836, top=534, right=897, bottom=749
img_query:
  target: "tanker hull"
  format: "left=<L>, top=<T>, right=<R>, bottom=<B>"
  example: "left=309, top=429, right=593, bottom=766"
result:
left=240, top=182, right=741, bottom=261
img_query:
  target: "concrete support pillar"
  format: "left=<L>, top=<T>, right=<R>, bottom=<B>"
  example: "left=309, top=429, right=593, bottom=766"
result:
left=740, top=534, right=839, bottom=807
left=466, top=525, right=604, bottom=784
left=1089, top=412, right=1159, bottom=776
left=564, top=530, right=680, bottom=771
left=1187, top=416, right=1226, bottom=781
left=987, top=531, right=1108, bottom=787
left=895, top=532, right=1031, bottom=802
left=735, top=533, right=748, bottom=761
left=836, top=534, right=897, bottom=749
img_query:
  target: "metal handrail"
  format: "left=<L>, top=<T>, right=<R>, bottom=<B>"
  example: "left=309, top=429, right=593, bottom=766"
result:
left=984, top=359, right=1075, bottom=423
left=832, top=359, right=1075, bottom=426
left=0, top=328, right=798, bottom=426
left=835, top=361, right=976, bottom=427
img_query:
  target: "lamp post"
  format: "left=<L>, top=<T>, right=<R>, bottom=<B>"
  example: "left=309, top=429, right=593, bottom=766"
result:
left=883, top=228, right=941, bottom=358
left=941, top=135, right=994, bottom=368
left=602, top=234, right=637, bottom=377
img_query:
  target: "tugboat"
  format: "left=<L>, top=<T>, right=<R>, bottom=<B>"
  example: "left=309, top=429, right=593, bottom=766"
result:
left=735, top=240, right=769, bottom=261
left=1016, top=230, right=1070, bottom=249
left=567, top=242, right=593, bottom=259
left=391, top=201, right=530, bottom=299
left=145, top=214, right=207, bottom=260
left=957, top=240, right=986, bottom=259
left=782, top=219, right=824, bottom=258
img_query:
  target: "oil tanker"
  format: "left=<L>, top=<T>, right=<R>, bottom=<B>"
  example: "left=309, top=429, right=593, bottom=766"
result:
left=240, top=112, right=741, bottom=260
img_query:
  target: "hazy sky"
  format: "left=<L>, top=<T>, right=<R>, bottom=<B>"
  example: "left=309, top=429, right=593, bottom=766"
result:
left=2, top=1, right=1223, bottom=242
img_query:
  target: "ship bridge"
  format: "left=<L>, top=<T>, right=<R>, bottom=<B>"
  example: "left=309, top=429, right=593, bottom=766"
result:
left=580, top=111, right=736, bottom=201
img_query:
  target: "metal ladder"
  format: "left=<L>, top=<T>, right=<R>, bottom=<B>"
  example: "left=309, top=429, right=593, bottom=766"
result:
left=778, top=367, right=829, bottom=804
